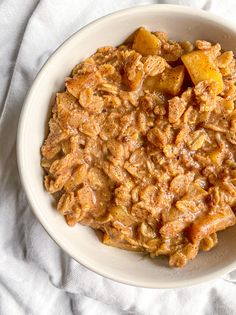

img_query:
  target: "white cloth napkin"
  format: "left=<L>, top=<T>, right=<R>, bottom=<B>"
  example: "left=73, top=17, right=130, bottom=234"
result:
left=1, top=0, right=236, bottom=314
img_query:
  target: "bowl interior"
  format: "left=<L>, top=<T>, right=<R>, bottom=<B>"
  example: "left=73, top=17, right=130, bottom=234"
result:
left=18, top=5, right=236, bottom=288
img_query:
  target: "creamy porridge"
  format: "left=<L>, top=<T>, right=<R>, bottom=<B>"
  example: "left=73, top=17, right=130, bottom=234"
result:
left=41, top=28, right=236, bottom=267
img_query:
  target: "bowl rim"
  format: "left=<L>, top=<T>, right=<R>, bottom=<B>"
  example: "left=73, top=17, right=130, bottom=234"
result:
left=17, top=4, right=236, bottom=289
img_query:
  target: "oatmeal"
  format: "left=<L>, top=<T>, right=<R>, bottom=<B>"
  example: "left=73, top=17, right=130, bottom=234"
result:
left=41, top=27, right=236, bottom=267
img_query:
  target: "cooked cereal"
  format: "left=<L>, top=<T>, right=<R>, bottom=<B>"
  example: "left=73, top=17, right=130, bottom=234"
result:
left=41, top=27, right=236, bottom=267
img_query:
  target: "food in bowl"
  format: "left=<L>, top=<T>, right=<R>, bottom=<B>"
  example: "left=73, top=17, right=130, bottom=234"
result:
left=41, top=27, right=236, bottom=268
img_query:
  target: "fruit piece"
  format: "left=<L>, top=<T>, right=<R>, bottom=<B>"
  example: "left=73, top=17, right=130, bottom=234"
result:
left=181, top=50, right=223, bottom=95
left=132, top=27, right=160, bottom=56
left=209, top=149, right=223, bottom=165
left=144, top=65, right=185, bottom=96
left=188, top=206, right=236, bottom=243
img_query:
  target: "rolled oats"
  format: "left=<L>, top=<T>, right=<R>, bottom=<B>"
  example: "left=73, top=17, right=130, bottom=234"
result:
left=41, top=27, right=236, bottom=268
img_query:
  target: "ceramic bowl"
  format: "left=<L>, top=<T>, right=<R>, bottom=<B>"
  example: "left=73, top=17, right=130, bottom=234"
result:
left=17, top=4, right=236, bottom=288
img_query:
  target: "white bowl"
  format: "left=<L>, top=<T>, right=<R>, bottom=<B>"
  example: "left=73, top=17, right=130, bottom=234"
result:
left=17, top=4, right=236, bottom=288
